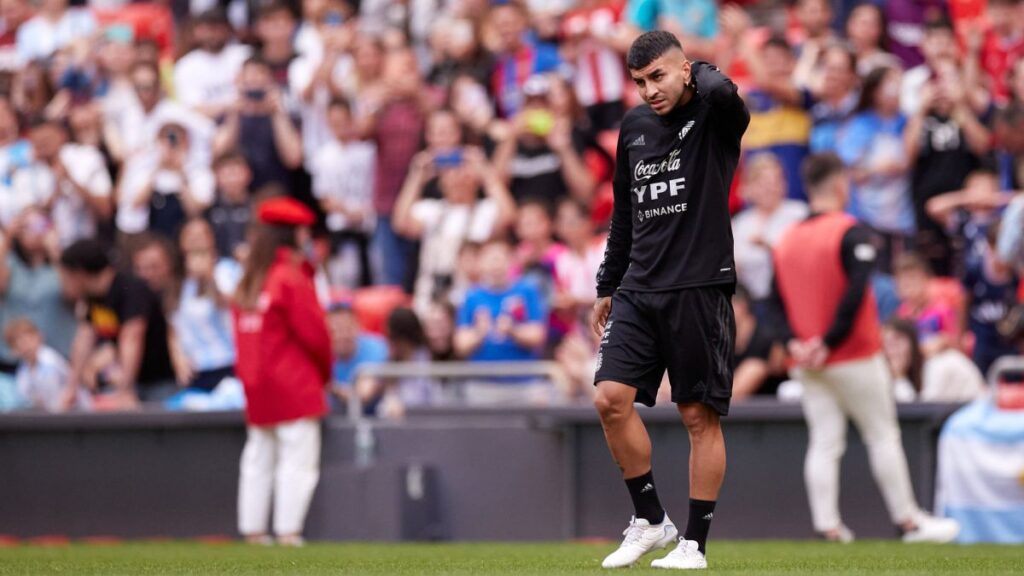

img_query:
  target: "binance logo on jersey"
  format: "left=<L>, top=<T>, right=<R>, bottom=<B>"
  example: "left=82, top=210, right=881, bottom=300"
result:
left=639, top=202, right=688, bottom=222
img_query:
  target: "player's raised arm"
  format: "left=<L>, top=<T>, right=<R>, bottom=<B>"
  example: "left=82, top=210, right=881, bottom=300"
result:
left=692, top=61, right=750, bottom=144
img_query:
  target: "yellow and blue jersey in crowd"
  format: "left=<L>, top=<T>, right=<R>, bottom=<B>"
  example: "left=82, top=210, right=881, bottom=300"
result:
left=742, top=88, right=813, bottom=201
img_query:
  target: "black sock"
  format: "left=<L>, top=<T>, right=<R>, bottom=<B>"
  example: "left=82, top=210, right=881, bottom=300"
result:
left=684, top=499, right=716, bottom=554
left=624, top=470, right=665, bottom=524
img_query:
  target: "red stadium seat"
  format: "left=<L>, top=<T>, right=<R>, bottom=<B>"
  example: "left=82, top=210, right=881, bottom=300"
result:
left=332, top=286, right=409, bottom=335
left=94, top=5, right=176, bottom=58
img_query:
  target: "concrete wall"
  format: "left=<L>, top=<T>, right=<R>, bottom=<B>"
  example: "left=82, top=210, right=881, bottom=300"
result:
left=0, top=401, right=958, bottom=540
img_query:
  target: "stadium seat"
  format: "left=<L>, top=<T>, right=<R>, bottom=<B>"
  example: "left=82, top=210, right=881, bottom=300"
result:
left=330, top=286, right=410, bottom=335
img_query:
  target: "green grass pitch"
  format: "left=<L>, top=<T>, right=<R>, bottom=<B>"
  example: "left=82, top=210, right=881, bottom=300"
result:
left=1, top=541, right=1021, bottom=575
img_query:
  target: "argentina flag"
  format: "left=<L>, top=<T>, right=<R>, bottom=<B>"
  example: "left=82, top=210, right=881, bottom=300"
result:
left=936, top=397, right=1024, bottom=543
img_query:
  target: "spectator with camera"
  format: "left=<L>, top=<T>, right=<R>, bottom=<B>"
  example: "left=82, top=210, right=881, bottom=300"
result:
left=394, top=145, right=516, bottom=312
left=121, top=121, right=215, bottom=240
left=214, top=57, right=304, bottom=191
left=906, top=59, right=991, bottom=277
left=493, top=74, right=595, bottom=206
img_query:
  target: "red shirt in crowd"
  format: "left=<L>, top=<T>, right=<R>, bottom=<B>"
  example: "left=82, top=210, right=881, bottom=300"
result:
left=233, top=248, right=332, bottom=426
left=980, top=30, right=1024, bottom=103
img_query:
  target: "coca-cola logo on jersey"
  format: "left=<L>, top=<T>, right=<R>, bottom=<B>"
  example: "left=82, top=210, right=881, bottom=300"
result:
left=634, top=148, right=681, bottom=182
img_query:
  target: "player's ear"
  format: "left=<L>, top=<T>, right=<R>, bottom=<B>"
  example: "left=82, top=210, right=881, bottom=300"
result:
left=681, top=58, right=692, bottom=85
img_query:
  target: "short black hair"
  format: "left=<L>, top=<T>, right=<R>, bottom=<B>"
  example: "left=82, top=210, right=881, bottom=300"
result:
left=242, top=55, right=271, bottom=72
left=213, top=149, right=249, bottom=170
left=60, top=239, right=111, bottom=274
left=924, top=13, right=954, bottom=33
left=763, top=34, right=793, bottom=54
left=386, top=307, right=426, bottom=347
left=328, top=96, right=351, bottom=114
left=801, top=152, right=845, bottom=194
left=256, top=1, right=295, bottom=21
left=627, top=31, right=682, bottom=70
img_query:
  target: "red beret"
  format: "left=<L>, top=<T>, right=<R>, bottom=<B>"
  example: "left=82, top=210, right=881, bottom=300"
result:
left=257, top=197, right=316, bottom=226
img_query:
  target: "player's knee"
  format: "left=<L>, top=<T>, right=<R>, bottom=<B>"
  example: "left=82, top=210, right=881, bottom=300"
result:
left=678, top=403, right=719, bottom=437
left=594, top=383, right=633, bottom=422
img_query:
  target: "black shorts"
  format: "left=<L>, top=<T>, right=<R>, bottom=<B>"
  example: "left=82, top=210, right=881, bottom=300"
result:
left=593, top=286, right=735, bottom=415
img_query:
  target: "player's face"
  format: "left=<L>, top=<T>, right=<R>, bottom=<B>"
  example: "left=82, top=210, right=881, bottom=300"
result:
left=630, top=49, right=691, bottom=116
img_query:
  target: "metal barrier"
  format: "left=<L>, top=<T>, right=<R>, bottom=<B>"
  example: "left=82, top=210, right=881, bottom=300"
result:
left=341, top=361, right=571, bottom=466
left=342, top=360, right=570, bottom=418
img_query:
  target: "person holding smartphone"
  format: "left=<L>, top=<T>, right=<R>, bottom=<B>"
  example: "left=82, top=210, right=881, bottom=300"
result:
left=213, top=57, right=304, bottom=191
left=130, top=122, right=215, bottom=240
left=392, top=146, right=517, bottom=313
left=492, top=74, right=595, bottom=206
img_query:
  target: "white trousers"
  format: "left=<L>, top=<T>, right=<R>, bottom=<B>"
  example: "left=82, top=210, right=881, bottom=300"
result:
left=796, top=354, right=921, bottom=532
left=237, top=418, right=322, bottom=536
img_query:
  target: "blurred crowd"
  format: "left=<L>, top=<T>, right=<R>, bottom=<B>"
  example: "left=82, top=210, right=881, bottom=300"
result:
left=0, top=0, right=1021, bottom=416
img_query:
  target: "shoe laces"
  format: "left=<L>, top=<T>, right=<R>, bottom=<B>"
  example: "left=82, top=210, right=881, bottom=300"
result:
left=621, top=517, right=646, bottom=545
left=669, top=538, right=699, bottom=558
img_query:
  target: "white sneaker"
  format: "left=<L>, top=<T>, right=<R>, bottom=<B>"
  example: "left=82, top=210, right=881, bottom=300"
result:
left=902, top=513, right=960, bottom=544
left=601, top=515, right=678, bottom=569
left=822, top=524, right=855, bottom=543
left=651, top=538, right=707, bottom=570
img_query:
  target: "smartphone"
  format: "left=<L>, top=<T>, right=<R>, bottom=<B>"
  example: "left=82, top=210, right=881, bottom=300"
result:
left=434, top=149, right=464, bottom=169
left=105, top=24, right=135, bottom=44
left=523, top=109, right=555, bottom=137
left=324, top=11, right=344, bottom=27
left=245, top=88, right=266, bottom=102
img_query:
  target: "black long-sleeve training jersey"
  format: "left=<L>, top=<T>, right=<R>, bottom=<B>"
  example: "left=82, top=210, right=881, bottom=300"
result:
left=595, top=62, right=750, bottom=298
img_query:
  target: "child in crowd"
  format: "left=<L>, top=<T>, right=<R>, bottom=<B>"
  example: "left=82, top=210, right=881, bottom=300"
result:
left=894, top=252, right=963, bottom=357
left=454, top=237, right=550, bottom=404
left=169, top=219, right=237, bottom=392
left=355, top=307, right=437, bottom=418
left=206, top=151, right=254, bottom=263
left=5, top=317, right=88, bottom=412
left=327, top=301, right=388, bottom=411
left=310, top=98, right=376, bottom=288
left=551, top=199, right=604, bottom=399
left=962, top=221, right=1021, bottom=376
left=925, top=168, right=1014, bottom=274
left=882, top=318, right=986, bottom=403
left=514, top=198, right=564, bottom=303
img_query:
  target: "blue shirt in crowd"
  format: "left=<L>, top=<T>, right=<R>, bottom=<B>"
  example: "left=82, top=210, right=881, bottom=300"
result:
left=333, top=335, right=389, bottom=386
left=458, top=280, right=546, bottom=362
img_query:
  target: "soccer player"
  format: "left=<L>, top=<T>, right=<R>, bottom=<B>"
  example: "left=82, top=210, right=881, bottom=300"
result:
left=769, top=152, right=960, bottom=543
left=591, top=31, right=749, bottom=570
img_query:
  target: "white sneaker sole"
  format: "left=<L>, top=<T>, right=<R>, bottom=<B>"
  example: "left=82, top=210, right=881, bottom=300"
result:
left=601, top=524, right=679, bottom=569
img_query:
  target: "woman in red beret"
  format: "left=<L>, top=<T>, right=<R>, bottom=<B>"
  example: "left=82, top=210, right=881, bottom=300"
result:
left=233, top=197, right=331, bottom=546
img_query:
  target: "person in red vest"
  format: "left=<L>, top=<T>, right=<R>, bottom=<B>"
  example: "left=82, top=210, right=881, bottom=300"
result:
left=233, top=197, right=332, bottom=546
left=769, top=152, right=960, bottom=544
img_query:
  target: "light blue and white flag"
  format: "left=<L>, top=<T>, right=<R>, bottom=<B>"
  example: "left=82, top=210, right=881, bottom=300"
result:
left=936, top=398, right=1024, bottom=544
